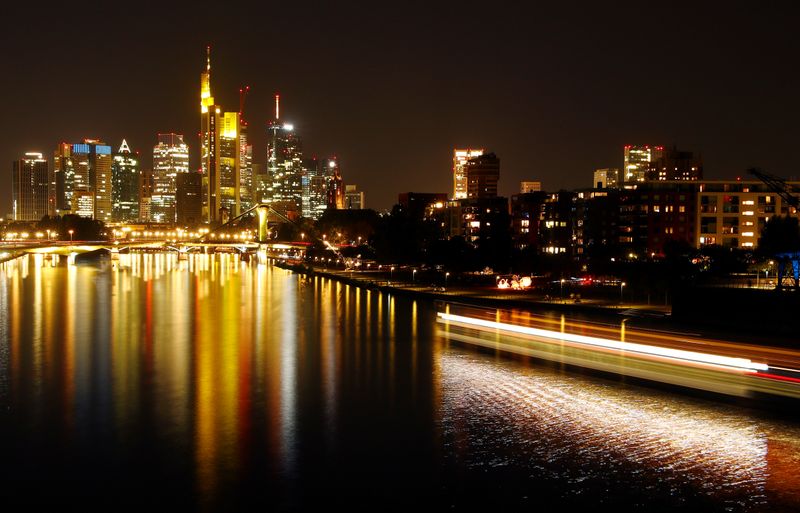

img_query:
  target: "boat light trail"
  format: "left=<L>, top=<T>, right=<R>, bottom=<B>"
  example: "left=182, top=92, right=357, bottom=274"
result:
left=437, top=312, right=769, bottom=373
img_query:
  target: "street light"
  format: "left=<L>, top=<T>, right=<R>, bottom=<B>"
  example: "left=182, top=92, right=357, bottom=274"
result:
left=560, top=278, right=565, bottom=302
left=390, top=266, right=394, bottom=283
left=445, top=272, right=450, bottom=289
left=412, top=269, right=417, bottom=282
left=620, top=281, right=626, bottom=304
left=68, top=229, right=74, bottom=243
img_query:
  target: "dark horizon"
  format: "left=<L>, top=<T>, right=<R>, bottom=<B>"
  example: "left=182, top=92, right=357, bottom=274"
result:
left=2, top=2, right=798, bottom=213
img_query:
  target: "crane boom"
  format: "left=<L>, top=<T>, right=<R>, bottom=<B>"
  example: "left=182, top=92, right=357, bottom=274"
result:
left=747, top=168, right=799, bottom=208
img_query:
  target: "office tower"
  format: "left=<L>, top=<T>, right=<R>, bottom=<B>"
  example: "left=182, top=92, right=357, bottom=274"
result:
left=219, top=111, right=241, bottom=220
left=453, top=148, right=484, bottom=199
left=266, top=94, right=303, bottom=217
left=239, top=86, right=254, bottom=212
left=520, top=181, right=542, bottom=193
left=593, top=168, right=620, bottom=189
left=53, top=143, right=73, bottom=214
left=345, top=184, right=365, bottom=209
left=253, top=163, right=268, bottom=203
left=152, top=133, right=190, bottom=223
left=465, top=152, right=500, bottom=199
left=70, top=139, right=113, bottom=220
left=624, top=145, right=663, bottom=184
left=324, top=157, right=344, bottom=210
left=112, top=139, right=141, bottom=222
left=199, top=47, right=240, bottom=223
left=12, top=152, right=50, bottom=221
left=646, top=147, right=703, bottom=181
left=176, top=172, right=203, bottom=225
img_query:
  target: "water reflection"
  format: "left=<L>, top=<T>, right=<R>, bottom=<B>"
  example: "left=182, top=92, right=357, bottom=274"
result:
left=0, top=253, right=799, bottom=511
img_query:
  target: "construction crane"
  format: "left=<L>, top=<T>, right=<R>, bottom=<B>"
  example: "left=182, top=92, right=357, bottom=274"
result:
left=747, top=168, right=800, bottom=289
left=747, top=167, right=799, bottom=208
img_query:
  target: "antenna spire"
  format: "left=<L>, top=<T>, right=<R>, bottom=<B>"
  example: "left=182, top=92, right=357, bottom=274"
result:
left=206, top=45, right=211, bottom=72
left=275, top=94, right=280, bottom=120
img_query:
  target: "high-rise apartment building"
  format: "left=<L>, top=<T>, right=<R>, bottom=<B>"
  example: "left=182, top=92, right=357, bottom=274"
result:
left=152, top=133, right=190, bottom=223
left=453, top=148, right=484, bottom=199
left=465, top=152, right=500, bottom=199
left=12, top=152, right=51, bottom=221
left=112, top=139, right=141, bottom=222
left=624, top=145, right=663, bottom=184
left=70, top=139, right=113, bottom=221
left=593, top=168, right=620, bottom=189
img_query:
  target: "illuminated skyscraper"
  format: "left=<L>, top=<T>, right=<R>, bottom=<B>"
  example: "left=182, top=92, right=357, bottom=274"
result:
left=53, top=143, right=73, bottom=214
left=152, top=133, right=190, bottom=223
left=199, top=47, right=240, bottom=223
left=112, top=139, right=141, bottom=222
left=12, top=152, right=50, bottom=221
left=266, top=94, right=303, bottom=217
left=624, top=145, right=663, bottom=184
left=239, top=86, right=254, bottom=212
left=453, top=148, right=484, bottom=199
left=70, top=139, right=113, bottom=220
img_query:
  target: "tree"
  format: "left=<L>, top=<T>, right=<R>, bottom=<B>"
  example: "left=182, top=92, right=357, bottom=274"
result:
left=758, top=215, right=800, bottom=257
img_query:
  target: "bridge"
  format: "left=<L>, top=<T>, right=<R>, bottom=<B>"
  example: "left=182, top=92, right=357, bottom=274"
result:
left=0, top=204, right=339, bottom=263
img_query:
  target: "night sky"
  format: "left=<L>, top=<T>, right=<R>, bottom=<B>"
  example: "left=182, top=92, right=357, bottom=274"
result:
left=2, top=2, right=798, bottom=213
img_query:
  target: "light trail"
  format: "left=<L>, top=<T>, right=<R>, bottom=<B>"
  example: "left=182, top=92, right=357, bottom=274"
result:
left=437, top=312, right=768, bottom=373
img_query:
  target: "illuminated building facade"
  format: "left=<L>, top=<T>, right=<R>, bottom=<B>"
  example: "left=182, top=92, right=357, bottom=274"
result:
left=465, top=152, right=500, bottom=199
left=520, top=181, right=541, bottom=193
left=70, top=139, right=113, bottom=221
left=152, top=133, right=189, bottom=223
left=219, top=112, right=240, bottom=220
left=696, top=181, right=798, bottom=249
left=624, top=145, right=663, bottom=184
left=139, top=168, right=153, bottom=222
left=593, top=168, right=620, bottom=189
left=112, top=139, right=140, bottom=222
left=453, top=148, right=484, bottom=199
left=12, top=152, right=51, bottom=221
left=266, top=95, right=303, bottom=217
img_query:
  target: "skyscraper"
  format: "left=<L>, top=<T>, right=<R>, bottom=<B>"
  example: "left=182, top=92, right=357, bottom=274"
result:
left=70, top=139, right=113, bottom=221
left=239, top=86, right=254, bottom=212
left=266, top=94, right=303, bottom=217
left=112, top=139, right=141, bottom=222
left=152, top=133, right=190, bottom=223
left=325, top=157, right=344, bottom=210
left=624, top=145, right=663, bottom=184
left=453, top=148, right=484, bottom=199
left=12, top=152, right=50, bottom=221
left=199, top=47, right=241, bottom=223
left=465, top=152, right=500, bottom=199
left=176, top=172, right=203, bottom=225
left=53, top=143, right=73, bottom=214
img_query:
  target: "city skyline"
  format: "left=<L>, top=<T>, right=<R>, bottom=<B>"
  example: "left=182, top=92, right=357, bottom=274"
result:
left=2, top=3, right=799, bottom=213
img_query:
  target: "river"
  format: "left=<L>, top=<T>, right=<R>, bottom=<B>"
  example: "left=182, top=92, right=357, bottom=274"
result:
left=1, top=253, right=799, bottom=512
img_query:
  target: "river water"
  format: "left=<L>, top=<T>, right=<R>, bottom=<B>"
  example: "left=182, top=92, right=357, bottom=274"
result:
left=1, top=253, right=799, bottom=512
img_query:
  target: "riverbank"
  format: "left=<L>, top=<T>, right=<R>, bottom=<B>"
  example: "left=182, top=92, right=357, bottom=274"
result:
left=278, top=260, right=797, bottom=347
